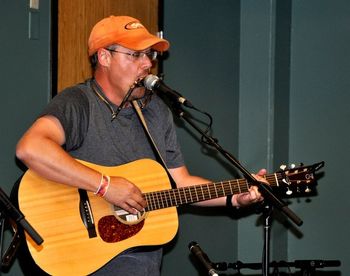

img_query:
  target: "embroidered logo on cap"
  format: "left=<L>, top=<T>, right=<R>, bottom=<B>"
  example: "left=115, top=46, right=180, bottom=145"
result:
left=125, top=21, right=145, bottom=30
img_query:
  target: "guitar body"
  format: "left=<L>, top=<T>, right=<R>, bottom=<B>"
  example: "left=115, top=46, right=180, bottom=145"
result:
left=18, top=159, right=178, bottom=276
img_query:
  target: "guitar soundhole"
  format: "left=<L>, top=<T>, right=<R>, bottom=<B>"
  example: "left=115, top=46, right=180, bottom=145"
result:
left=98, top=215, right=144, bottom=243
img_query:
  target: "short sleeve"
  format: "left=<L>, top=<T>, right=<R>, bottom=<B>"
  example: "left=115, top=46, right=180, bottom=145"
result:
left=40, top=87, right=89, bottom=151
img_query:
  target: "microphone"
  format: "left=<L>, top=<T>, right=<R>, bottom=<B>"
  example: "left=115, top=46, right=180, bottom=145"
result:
left=143, top=74, right=194, bottom=108
left=188, top=241, right=219, bottom=276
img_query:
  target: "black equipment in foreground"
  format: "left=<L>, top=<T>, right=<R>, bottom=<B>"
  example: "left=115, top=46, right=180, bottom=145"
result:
left=188, top=241, right=218, bottom=276
left=0, top=187, right=43, bottom=270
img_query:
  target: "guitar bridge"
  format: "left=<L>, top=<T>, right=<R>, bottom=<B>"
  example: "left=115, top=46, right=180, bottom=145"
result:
left=78, top=189, right=97, bottom=238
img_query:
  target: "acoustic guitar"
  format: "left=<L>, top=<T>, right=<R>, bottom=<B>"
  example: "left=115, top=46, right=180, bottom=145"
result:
left=17, top=158, right=323, bottom=275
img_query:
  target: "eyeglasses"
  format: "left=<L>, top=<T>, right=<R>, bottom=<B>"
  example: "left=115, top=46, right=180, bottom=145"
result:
left=105, top=48, right=158, bottom=61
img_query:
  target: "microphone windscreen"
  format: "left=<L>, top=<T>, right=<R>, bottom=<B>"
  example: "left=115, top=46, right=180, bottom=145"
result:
left=143, top=74, right=159, bottom=90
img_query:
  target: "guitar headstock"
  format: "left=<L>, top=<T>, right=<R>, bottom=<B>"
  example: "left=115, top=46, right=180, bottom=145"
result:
left=276, top=161, right=325, bottom=196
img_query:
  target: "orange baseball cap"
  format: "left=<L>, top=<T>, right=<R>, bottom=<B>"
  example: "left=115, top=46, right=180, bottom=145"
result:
left=88, top=15, right=170, bottom=56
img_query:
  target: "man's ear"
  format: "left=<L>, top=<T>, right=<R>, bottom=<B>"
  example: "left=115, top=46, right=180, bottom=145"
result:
left=97, top=48, right=111, bottom=67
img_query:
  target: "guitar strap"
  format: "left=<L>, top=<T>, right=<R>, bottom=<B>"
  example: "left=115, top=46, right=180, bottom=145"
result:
left=132, top=100, right=177, bottom=189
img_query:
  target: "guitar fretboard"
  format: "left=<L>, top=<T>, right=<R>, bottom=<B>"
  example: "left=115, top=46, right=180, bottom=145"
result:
left=144, top=173, right=282, bottom=211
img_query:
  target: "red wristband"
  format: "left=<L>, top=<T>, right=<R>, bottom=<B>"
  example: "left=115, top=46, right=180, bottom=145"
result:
left=94, top=174, right=110, bottom=197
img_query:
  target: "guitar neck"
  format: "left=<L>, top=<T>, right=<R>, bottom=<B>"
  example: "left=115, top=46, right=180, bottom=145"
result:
left=144, top=172, right=282, bottom=211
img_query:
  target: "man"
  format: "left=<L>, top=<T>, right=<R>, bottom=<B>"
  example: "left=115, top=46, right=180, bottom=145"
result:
left=16, top=15, right=265, bottom=275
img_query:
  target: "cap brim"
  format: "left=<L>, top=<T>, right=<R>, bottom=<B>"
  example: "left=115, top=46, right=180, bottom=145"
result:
left=117, top=33, right=170, bottom=52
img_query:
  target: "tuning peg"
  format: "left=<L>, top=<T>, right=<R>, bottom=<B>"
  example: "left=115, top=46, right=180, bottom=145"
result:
left=280, top=164, right=287, bottom=170
left=290, top=163, right=296, bottom=169
left=305, top=186, right=311, bottom=193
left=286, top=188, right=293, bottom=195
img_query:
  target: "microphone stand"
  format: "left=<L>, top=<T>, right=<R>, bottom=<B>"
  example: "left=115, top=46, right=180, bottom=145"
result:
left=170, top=103, right=303, bottom=276
left=171, top=104, right=302, bottom=225
left=262, top=203, right=273, bottom=276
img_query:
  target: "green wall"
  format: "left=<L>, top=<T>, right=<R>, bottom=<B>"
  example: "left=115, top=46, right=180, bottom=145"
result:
left=288, top=0, right=350, bottom=274
left=1, top=0, right=349, bottom=275
left=0, top=0, right=51, bottom=275
left=162, top=1, right=242, bottom=275
left=0, top=0, right=51, bottom=184
left=163, top=0, right=349, bottom=275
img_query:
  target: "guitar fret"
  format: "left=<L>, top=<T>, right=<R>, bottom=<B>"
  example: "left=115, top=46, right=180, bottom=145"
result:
left=191, top=186, right=195, bottom=201
left=161, top=191, right=167, bottom=208
left=186, top=188, right=191, bottom=203
left=223, top=181, right=231, bottom=195
left=158, top=191, right=165, bottom=209
left=166, top=191, right=172, bottom=207
left=181, top=188, right=187, bottom=204
left=165, top=190, right=171, bottom=207
left=182, top=188, right=186, bottom=203
left=156, top=191, right=161, bottom=210
left=193, top=186, right=198, bottom=201
left=228, top=181, right=234, bottom=194
left=214, top=182, right=219, bottom=197
left=229, top=180, right=234, bottom=194
left=169, top=190, right=174, bottom=207
left=205, top=184, right=209, bottom=200
left=148, top=193, right=153, bottom=211
left=177, top=189, right=182, bottom=205
left=199, top=185, right=204, bottom=201
left=172, top=189, right=177, bottom=206
left=156, top=191, right=161, bottom=209
left=144, top=193, right=150, bottom=211
left=221, top=181, right=225, bottom=196
left=212, top=183, right=217, bottom=198
left=184, top=187, right=189, bottom=202
left=154, top=192, right=161, bottom=209
left=151, top=192, right=157, bottom=211
left=222, top=181, right=227, bottom=195
left=237, top=179, right=241, bottom=193
left=152, top=192, right=157, bottom=210
left=205, top=185, right=209, bottom=201
left=190, top=187, right=193, bottom=202
left=178, top=189, right=182, bottom=204
left=203, top=183, right=211, bottom=199
left=185, top=188, right=189, bottom=203
left=245, top=180, right=249, bottom=191
left=149, top=192, right=155, bottom=210
left=185, top=187, right=190, bottom=203
left=172, top=189, right=178, bottom=206
left=146, top=193, right=152, bottom=211
left=193, top=186, right=197, bottom=201
left=186, top=188, right=190, bottom=203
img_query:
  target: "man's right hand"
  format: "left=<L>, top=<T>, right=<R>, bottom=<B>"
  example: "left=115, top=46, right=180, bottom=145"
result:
left=103, top=176, right=147, bottom=214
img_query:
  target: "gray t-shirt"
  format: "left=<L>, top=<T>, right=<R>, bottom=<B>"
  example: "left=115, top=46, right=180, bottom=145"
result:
left=41, top=79, right=184, bottom=168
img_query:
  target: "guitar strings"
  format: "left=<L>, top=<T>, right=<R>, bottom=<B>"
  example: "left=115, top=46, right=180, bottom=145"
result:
left=144, top=172, right=285, bottom=211
left=144, top=167, right=312, bottom=211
